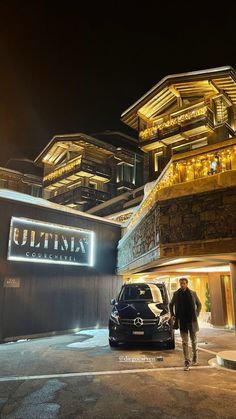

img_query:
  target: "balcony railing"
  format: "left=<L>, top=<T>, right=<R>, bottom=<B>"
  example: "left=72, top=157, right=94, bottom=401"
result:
left=116, top=180, right=136, bottom=190
left=139, top=106, right=214, bottom=143
left=49, top=186, right=111, bottom=205
left=43, top=158, right=112, bottom=187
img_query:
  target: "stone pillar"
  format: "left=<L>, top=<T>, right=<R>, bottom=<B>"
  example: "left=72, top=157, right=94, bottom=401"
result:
left=143, top=152, right=150, bottom=183
left=229, top=262, right=236, bottom=330
left=208, top=273, right=227, bottom=327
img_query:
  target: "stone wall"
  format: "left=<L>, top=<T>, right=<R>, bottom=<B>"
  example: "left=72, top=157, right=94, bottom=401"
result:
left=117, top=206, right=159, bottom=272
left=159, top=188, right=236, bottom=244
left=117, top=185, right=236, bottom=273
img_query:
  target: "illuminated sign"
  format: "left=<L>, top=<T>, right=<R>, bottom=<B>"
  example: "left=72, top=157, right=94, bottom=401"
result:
left=7, top=217, right=95, bottom=266
left=139, top=106, right=207, bottom=140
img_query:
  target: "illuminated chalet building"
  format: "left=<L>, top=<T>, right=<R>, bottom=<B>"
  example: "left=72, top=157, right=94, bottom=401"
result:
left=118, top=66, right=236, bottom=329
left=35, top=132, right=143, bottom=213
left=0, top=158, right=42, bottom=197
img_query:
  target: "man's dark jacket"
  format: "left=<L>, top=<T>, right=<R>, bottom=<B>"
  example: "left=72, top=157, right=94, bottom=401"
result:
left=169, top=288, right=202, bottom=332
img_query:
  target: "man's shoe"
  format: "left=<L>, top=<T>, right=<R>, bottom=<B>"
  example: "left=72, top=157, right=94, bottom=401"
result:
left=191, top=361, right=199, bottom=366
left=184, top=361, right=190, bottom=371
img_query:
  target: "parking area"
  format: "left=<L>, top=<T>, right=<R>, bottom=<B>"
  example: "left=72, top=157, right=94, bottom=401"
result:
left=0, top=325, right=236, bottom=418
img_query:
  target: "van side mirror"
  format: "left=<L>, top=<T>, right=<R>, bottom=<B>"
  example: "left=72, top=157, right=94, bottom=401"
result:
left=110, top=298, right=116, bottom=305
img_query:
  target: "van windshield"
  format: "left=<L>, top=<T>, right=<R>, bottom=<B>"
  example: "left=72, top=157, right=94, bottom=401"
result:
left=118, top=284, right=163, bottom=303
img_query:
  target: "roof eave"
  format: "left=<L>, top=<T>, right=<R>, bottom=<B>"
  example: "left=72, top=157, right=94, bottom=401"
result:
left=34, top=132, right=119, bottom=166
left=121, top=65, right=236, bottom=130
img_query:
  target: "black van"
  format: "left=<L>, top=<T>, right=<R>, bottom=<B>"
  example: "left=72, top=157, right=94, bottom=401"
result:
left=108, top=282, right=175, bottom=348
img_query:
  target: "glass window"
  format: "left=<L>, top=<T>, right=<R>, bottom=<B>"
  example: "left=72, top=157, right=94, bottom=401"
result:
left=119, top=284, right=163, bottom=303
left=31, top=185, right=41, bottom=197
left=117, top=164, right=123, bottom=183
left=123, top=164, right=133, bottom=183
left=117, top=163, right=133, bottom=183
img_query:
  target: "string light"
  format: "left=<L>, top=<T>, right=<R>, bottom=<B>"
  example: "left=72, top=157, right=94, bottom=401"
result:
left=139, top=106, right=207, bottom=140
left=128, top=143, right=236, bottom=229
left=43, top=157, right=82, bottom=182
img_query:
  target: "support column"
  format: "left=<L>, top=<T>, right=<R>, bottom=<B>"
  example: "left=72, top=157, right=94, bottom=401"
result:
left=208, top=273, right=227, bottom=327
left=229, top=262, right=236, bottom=330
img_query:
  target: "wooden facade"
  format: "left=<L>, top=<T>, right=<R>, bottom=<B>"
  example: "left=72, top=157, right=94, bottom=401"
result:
left=118, top=66, right=236, bottom=328
left=0, top=159, right=42, bottom=197
left=122, top=66, right=236, bottom=182
left=35, top=132, right=143, bottom=214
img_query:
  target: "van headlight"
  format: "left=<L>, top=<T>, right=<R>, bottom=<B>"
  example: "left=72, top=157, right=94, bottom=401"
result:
left=110, top=311, right=120, bottom=325
left=158, top=314, right=171, bottom=330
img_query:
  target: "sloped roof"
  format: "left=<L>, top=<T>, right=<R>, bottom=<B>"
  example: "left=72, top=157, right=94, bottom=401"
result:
left=121, top=66, right=236, bottom=130
left=6, top=158, right=42, bottom=177
left=34, top=133, right=118, bottom=166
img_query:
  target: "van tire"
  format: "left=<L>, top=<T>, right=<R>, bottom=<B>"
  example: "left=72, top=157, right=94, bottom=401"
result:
left=109, top=339, right=120, bottom=348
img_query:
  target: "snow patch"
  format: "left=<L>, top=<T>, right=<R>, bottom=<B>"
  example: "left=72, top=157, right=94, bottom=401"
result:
left=68, top=328, right=109, bottom=349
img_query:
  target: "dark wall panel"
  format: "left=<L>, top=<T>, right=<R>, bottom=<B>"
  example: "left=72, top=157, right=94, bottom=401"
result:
left=0, top=197, right=122, bottom=341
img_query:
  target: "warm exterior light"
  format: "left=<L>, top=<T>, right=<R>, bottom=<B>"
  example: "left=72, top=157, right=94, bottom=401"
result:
left=139, top=106, right=208, bottom=140
left=176, top=266, right=230, bottom=273
left=127, top=141, right=236, bottom=230
left=43, top=156, right=82, bottom=183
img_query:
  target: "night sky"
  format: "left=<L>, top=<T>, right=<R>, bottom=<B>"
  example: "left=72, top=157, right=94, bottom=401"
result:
left=1, top=1, right=236, bottom=165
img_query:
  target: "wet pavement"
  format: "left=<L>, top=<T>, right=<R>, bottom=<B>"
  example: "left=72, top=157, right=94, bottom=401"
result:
left=0, top=325, right=236, bottom=418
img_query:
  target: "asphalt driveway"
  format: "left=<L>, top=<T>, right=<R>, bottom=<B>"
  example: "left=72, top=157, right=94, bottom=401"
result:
left=0, top=326, right=235, bottom=418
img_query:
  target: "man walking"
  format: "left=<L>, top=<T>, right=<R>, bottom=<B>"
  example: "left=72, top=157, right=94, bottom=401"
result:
left=169, top=277, right=202, bottom=370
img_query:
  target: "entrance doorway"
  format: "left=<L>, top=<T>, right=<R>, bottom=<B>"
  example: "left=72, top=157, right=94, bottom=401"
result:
left=123, top=274, right=210, bottom=321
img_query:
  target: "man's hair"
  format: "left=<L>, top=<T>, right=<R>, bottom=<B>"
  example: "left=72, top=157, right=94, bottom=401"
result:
left=179, top=277, right=188, bottom=284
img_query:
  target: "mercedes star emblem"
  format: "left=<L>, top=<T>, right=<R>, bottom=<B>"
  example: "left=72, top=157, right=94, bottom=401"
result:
left=134, top=317, right=143, bottom=327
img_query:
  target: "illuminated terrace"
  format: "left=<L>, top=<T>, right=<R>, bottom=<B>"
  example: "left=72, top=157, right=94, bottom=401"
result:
left=126, top=137, right=236, bottom=231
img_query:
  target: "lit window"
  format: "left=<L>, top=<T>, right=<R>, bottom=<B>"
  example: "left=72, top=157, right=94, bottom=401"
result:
left=172, top=138, right=208, bottom=155
left=154, top=151, right=163, bottom=172
left=89, top=181, right=97, bottom=189
left=191, top=138, right=208, bottom=150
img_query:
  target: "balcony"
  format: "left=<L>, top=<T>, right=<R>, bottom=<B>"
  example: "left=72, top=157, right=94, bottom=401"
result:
left=116, top=180, right=136, bottom=192
left=49, top=186, right=111, bottom=206
left=139, top=106, right=214, bottom=151
left=126, top=138, right=236, bottom=233
left=43, top=158, right=112, bottom=188
left=80, top=160, right=112, bottom=182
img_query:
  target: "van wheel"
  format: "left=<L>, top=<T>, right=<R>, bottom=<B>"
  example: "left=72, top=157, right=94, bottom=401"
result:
left=166, top=339, right=175, bottom=349
left=109, top=339, right=120, bottom=348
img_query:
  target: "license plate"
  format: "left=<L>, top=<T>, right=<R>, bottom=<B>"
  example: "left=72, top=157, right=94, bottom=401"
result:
left=132, top=331, right=144, bottom=335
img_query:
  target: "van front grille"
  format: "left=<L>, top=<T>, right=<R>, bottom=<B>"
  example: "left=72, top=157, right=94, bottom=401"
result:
left=120, top=318, right=158, bottom=326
